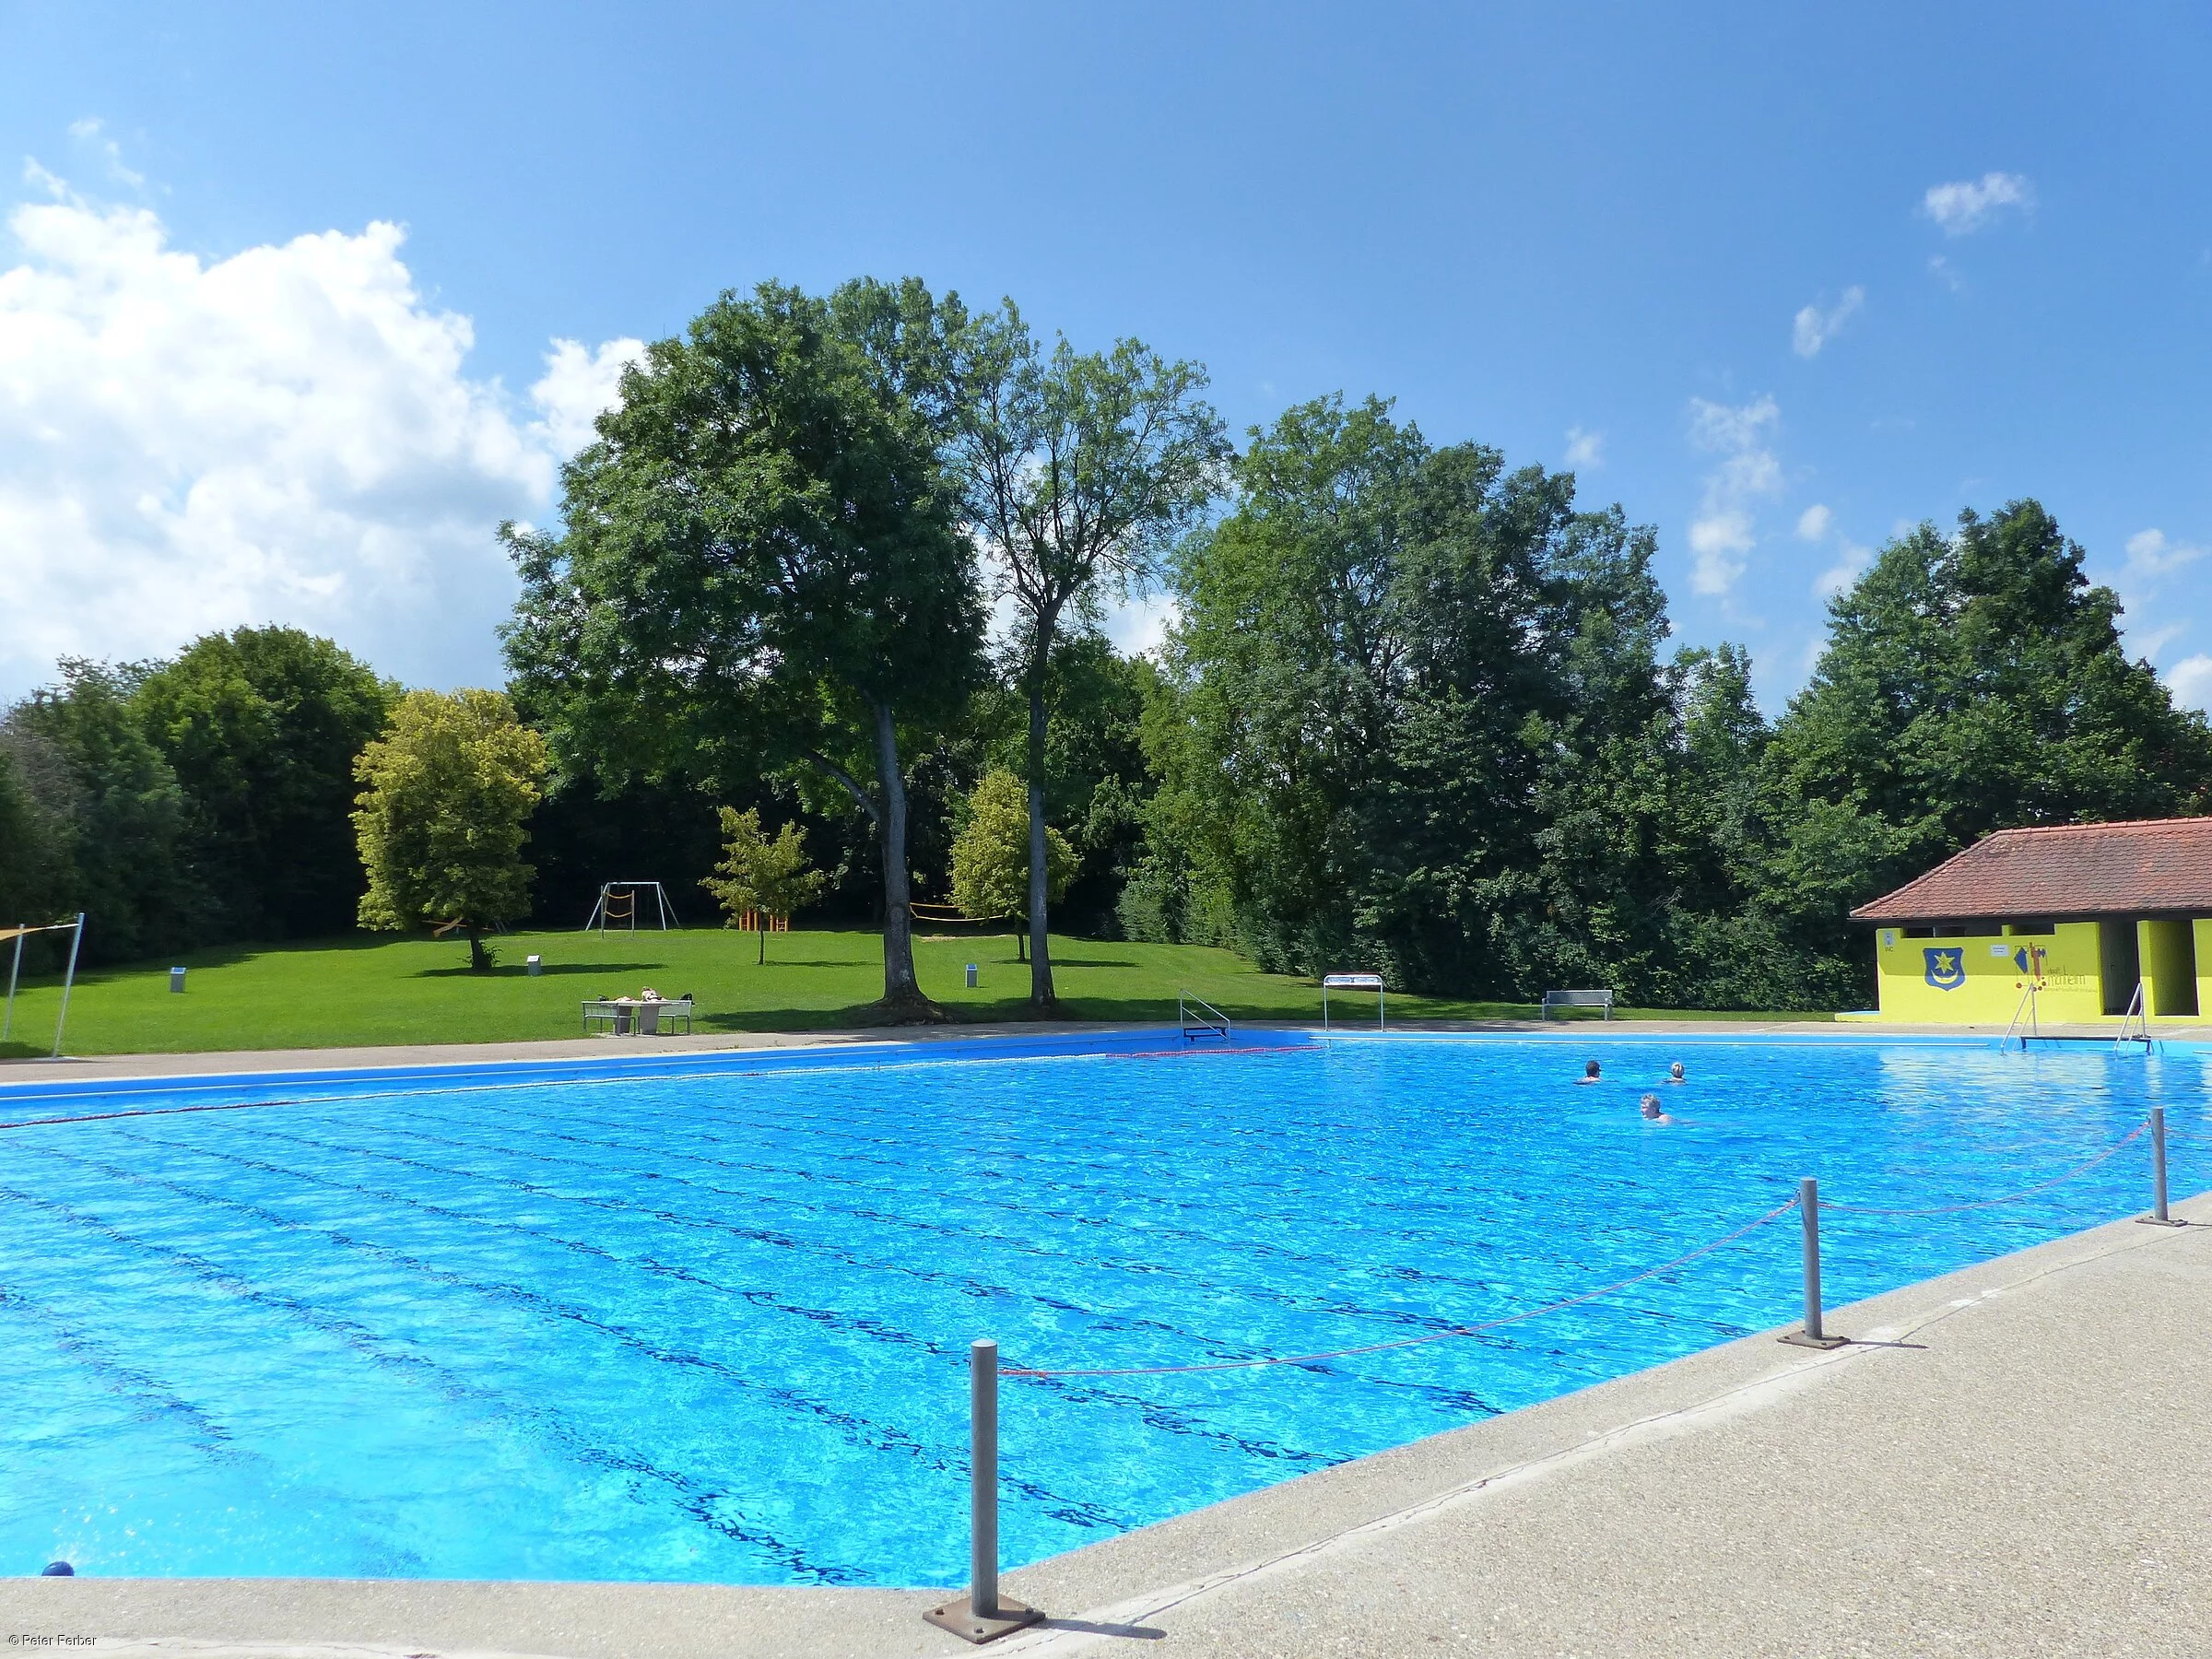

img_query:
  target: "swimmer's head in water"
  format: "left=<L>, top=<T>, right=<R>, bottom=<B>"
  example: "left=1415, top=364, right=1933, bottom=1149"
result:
left=1584, top=1060, right=1601, bottom=1078
left=1640, top=1094, right=1663, bottom=1118
left=1669, top=1062, right=1685, bottom=1080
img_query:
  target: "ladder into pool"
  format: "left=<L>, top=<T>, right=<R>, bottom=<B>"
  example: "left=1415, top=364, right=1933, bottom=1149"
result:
left=1178, top=991, right=1232, bottom=1043
left=1998, top=980, right=2041, bottom=1051
left=2114, top=982, right=2153, bottom=1053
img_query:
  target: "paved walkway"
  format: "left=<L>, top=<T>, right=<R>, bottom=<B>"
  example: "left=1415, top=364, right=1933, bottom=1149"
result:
left=5, top=1016, right=2205, bottom=1091
left=6, top=1194, right=2208, bottom=1657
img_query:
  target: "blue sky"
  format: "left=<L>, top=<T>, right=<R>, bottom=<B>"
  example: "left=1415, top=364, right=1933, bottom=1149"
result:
left=3, top=2, right=2207, bottom=712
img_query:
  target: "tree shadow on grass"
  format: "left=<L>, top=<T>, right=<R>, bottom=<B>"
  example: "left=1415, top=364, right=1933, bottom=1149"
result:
left=412, top=961, right=666, bottom=980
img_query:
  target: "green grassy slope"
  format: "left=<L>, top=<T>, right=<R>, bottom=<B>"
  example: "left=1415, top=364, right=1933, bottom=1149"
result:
left=0, top=926, right=1832, bottom=1058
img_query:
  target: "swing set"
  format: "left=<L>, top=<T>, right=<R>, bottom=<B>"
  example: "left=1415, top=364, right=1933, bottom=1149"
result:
left=582, top=881, right=682, bottom=934
left=3, top=912, right=87, bottom=1060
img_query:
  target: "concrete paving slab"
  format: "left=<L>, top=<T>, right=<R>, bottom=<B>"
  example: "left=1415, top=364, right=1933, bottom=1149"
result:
left=6, top=1194, right=2207, bottom=1657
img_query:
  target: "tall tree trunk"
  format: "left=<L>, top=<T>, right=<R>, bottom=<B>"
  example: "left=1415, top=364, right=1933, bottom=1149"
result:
left=1026, top=645, right=1056, bottom=1011
left=466, top=923, right=490, bottom=972
left=870, top=698, right=932, bottom=1017
left=758, top=922, right=766, bottom=966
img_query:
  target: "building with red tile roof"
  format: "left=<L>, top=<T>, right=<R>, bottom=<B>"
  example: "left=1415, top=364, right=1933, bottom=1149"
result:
left=1850, top=818, right=2212, bottom=924
left=1846, top=818, right=2211, bottom=1025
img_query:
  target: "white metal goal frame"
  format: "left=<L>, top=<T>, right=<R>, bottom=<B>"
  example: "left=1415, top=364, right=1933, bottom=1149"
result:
left=582, top=881, right=683, bottom=934
left=2, top=912, right=87, bottom=1060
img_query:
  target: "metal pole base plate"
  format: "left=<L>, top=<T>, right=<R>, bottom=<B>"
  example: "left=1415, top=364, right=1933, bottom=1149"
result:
left=924, top=1594, right=1044, bottom=1644
left=2136, top=1216, right=2188, bottom=1228
left=1779, top=1331, right=1848, bottom=1349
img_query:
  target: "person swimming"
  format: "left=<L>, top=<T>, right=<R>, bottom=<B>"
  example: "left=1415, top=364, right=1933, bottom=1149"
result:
left=1640, top=1093, right=1675, bottom=1124
left=1665, top=1062, right=1687, bottom=1084
left=1577, top=1060, right=1603, bottom=1085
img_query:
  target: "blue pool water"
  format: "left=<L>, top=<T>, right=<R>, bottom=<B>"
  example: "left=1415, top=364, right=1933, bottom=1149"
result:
left=2, top=1031, right=2206, bottom=1585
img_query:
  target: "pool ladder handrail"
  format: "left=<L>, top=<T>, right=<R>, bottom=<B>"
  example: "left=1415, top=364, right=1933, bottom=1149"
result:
left=1178, top=991, right=1232, bottom=1043
left=2114, top=981, right=2153, bottom=1052
left=1999, top=979, right=2041, bottom=1051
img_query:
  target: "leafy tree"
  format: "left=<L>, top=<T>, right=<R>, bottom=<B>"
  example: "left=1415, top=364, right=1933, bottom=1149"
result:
left=1140, top=394, right=1769, bottom=1005
left=352, top=689, right=548, bottom=971
left=951, top=307, right=1228, bottom=1007
left=703, top=806, right=827, bottom=962
left=958, top=630, right=1156, bottom=935
left=0, top=719, right=76, bottom=944
left=949, top=768, right=1074, bottom=959
left=5, top=661, right=201, bottom=964
left=1759, top=500, right=2212, bottom=988
left=504, top=278, right=985, bottom=1020
left=134, top=626, right=395, bottom=939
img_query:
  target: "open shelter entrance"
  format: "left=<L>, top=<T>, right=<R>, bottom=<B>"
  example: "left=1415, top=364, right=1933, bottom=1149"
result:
left=582, top=881, right=682, bottom=934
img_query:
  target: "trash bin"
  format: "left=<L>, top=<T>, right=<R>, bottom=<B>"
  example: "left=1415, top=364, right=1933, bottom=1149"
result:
left=525, top=955, right=543, bottom=977
left=965, top=963, right=978, bottom=989
left=170, top=967, right=187, bottom=994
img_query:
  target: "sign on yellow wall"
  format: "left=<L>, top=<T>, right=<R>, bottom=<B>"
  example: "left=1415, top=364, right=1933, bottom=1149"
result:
left=1872, top=922, right=2103, bottom=1023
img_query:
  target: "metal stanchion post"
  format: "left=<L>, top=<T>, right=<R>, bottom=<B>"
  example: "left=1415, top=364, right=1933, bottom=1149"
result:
left=1780, top=1177, right=1846, bottom=1349
left=924, top=1341, right=1043, bottom=1643
left=2138, top=1108, right=2185, bottom=1228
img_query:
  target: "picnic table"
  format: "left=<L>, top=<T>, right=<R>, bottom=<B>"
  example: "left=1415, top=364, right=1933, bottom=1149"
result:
left=582, top=996, right=693, bottom=1037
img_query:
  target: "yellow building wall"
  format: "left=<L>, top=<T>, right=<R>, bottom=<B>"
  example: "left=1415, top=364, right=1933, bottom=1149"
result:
left=1872, top=922, right=2104, bottom=1023
left=2139, top=920, right=2198, bottom=1017
left=2199, top=919, right=2212, bottom=1020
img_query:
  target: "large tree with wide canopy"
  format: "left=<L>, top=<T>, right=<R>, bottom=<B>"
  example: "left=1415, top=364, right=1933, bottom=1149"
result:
left=502, top=278, right=984, bottom=1018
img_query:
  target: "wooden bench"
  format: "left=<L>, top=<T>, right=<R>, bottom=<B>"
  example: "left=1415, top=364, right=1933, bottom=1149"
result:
left=1541, top=988, right=1614, bottom=1021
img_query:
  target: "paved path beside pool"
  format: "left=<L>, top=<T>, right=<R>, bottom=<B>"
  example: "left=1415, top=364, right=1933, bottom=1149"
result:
left=5, top=1016, right=2206, bottom=1091
left=6, top=1191, right=2209, bottom=1656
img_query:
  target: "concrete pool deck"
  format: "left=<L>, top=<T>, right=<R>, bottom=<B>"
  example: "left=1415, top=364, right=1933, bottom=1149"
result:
left=6, top=1189, right=2210, bottom=1657
left=2, top=1014, right=2206, bottom=1092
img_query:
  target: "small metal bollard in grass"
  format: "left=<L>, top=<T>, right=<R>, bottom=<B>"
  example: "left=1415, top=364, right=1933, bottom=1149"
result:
left=1779, top=1177, right=1846, bottom=1349
left=924, top=1340, right=1043, bottom=1643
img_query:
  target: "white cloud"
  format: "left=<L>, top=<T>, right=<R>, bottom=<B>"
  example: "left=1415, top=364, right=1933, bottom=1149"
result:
left=530, top=336, right=646, bottom=455
left=1814, top=540, right=1874, bottom=598
left=0, top=186, right=637, bottom=698
left=65, top=119, right=145, bottom=190
left=2124, top=527, right=2206, bottom=577
left=2129, top=620, right=2187, bottom=663
left=1922, top=172, right=2035, bottom=236
left=1685, top=395, right=1783, bottom=597
left=1791, top=286, right=1864, bottom=358
left=1688, top=395, right=1777, bottom=453
left=1688, top=512, right=1753, bottom=595
left=1101, top=592, right=1179, bottom=660
left=1927, top=254, right=1966, bottom=294
left=1563, top=425, right=1604, bottom=467
left=1796, top=504, right=1833, bottom=542
left=2167, top=654, right=2212, bottom=714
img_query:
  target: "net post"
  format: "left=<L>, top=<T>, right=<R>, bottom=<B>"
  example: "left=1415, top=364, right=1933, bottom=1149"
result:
left=1780, top=1177, right=1846, bottom=1348
left=3, top=924, right=22, bottom=1043
left=49, top=912, right=84, bottom=1061
left=924, top=1340, right=1041, bottom=1643
left=972, top=1339, right=997, bottom=1618
left=2138, top=1108, right=2184, bottom=1227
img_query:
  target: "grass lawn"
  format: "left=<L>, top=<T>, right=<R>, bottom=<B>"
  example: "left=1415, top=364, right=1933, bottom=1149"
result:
left=0, top=926, right=1836, bottom=1058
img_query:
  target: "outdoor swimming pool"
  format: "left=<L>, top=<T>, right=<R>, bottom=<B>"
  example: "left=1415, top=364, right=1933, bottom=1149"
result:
left=2, top=1031, right=2206, bottom=1585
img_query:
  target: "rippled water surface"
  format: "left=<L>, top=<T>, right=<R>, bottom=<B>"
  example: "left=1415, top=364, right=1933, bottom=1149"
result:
left=2, top=1032, right=2206, bottom=1583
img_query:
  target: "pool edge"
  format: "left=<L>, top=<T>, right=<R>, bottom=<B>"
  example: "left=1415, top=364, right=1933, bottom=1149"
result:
left=7, top=1187, right=2207, bottom=1657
